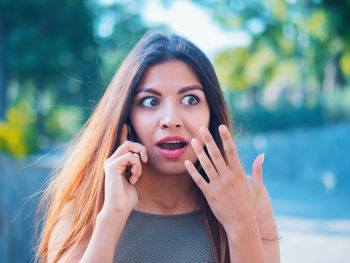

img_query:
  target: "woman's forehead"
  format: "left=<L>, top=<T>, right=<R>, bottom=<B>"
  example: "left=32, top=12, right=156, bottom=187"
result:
left=137, top=61, right=202, bottom=92
left=135, top=85, right=204, bottom=97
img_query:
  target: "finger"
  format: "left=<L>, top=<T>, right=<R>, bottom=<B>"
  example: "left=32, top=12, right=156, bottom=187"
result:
left=190, top=138, right=219, bottom=182
left=251, top=153, right=264, bottom=193
left=130, top=157, right=143, bottom=185
left=199, top=127, right=228, bottom=177
left=127, top=153, right=142, bottom=184
left=184, top=160, right=210, bottom=194
left=111, top=152, right=140, bottom=172
left=111, top=152, right=141, bottom=184
left=110, top=140, right=148, bottom=163
left=218, top=124, right=245, bottom=177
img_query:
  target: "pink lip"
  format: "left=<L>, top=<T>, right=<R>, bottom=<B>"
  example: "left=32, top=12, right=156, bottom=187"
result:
left=156, top=136, right=188, bottom=159
left=156, top=136, right=188, bottom=145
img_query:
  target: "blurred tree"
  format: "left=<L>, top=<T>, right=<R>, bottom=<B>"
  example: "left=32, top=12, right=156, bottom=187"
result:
left=0, top=0, right=98, bottom=127
left=0, top=0, right=149, bottom=155
left=88, top=1, right=150, bottom=82
left=0, top=100, right=37, bottom=156
left=190, top=0, right=350, bottom=104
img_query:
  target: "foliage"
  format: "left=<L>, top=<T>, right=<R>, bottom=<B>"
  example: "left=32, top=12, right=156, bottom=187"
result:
left=3, top=0, right=350, bottom=157
left=1, top=0, right=150, bottom=156
left=191, top=0, right=350, bottom=93
left=0, top=100, right=37, bottom=157
left=44, top=105, right=84, bottom=141
left=187, top=0, right=350, bottom=133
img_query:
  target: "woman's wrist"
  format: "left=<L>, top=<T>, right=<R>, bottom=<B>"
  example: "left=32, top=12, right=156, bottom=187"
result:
left=256, top=212, right=280, bottom=241
left=224, top=217, right=261, bottom=241
left=97, top=207, right=131, bottom=226
left=224, top=216, right=280, bottom=242
left=224, top=217, right=266, bottom=263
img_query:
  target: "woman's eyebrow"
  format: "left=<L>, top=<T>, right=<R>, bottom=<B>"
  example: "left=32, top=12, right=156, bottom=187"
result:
left=136, top=85, right=203, bottom=96
left=178, top=85, right=203, bottom=94
left=135, top=88, right=161, bottom=96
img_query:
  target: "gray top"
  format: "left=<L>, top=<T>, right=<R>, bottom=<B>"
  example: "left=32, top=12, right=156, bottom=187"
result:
left=113, top=209, right=215, bottom=263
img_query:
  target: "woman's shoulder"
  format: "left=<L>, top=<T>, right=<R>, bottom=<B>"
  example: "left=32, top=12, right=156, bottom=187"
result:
left=48, top=202, right=92, bottom=262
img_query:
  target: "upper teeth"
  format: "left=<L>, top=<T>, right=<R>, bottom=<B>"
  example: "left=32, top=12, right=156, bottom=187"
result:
left=164, top=141, right=182, bottom=143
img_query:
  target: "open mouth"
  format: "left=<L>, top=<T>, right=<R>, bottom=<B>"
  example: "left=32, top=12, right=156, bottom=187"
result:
left=158, top=141, right=187, bottom=150
left=156, top=138, right=189, bottom=159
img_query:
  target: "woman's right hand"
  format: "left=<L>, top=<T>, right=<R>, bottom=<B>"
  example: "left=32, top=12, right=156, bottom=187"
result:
left=102, top=124, right=148, bottom=215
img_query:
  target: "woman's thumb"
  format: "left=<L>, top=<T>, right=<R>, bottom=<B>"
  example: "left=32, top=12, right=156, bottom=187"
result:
left=251, top=153, right=264, bottom=193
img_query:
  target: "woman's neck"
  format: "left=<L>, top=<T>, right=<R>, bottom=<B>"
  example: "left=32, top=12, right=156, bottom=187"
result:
left=133, top=164, right=200, bottom=215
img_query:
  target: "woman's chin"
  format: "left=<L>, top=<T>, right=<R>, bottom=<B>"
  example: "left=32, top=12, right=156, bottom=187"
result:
left=144, top=161, right=188, bottom=176
left=143, top=151, right=198, bottom=176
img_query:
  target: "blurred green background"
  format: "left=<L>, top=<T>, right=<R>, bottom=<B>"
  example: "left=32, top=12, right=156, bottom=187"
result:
left=1, top=0, right=350, bottom=156
left=0, top=0, right=350, bottom=262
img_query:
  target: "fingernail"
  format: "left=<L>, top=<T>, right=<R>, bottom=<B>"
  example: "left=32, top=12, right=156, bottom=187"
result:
left=219, top=124, right=227, bottom=134
left=132, top=176, right=138, bottom=185
left=260, top=153, right=265, bottom=165
left=191, top=138, right=201, bottom=149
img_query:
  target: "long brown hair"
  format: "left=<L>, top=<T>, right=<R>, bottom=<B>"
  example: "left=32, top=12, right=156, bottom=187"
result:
left=36, top=31, right=232, bottom=263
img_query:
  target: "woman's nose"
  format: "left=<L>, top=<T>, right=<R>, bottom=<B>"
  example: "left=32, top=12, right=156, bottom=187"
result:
left=159, top=103, right=183, bottom=129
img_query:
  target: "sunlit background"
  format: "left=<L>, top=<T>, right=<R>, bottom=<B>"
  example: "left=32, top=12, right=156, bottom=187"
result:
left=1, top=0, right=350, bottom=262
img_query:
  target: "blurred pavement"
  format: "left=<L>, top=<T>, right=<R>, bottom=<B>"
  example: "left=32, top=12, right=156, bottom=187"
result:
left=1, top=122, right=350, bottom=262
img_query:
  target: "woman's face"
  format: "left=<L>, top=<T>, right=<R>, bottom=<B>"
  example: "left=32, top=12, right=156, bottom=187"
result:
left=129, top=60, right=210, bottom=175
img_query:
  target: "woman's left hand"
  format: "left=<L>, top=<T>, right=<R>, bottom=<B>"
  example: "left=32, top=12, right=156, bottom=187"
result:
left=184, top=125, right=265, bottom=233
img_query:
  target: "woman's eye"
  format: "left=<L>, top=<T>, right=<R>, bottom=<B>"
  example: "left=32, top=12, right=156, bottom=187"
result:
left=182, top=95, right=200, bottom=105
left=140, top=97, right=159, bottom=107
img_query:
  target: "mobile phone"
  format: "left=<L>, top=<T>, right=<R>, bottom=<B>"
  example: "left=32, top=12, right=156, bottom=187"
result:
left=125, top=118, right=138, bottom=142
left=125, top=118, right=137, bottom=184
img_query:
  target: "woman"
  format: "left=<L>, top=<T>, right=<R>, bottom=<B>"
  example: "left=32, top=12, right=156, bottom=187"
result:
left=36, top=31, right=280, bottom=263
